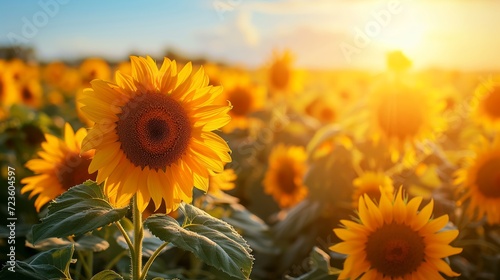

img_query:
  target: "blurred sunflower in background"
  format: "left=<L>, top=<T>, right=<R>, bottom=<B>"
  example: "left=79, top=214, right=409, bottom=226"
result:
left=471, top=77, right=500, bottom=131
left=208, top=168, right=237, bottom=197
left=455, top=136, right=500, bottom=225
left=80, top=56, right=232, bottom=213
left=263, top=144, right=308, bottom=208
left=304, top=92, right=342, bottom=125
left=21, top=123, right=96, bottom=211
left=218, top=71, right=266, bottom=132
left=267, top=50, right=303, bottom=97
left=367, top=82, right=446, bottom=163
left=0, top=60, right=17, bottom=108
left=352, top=171, right=394, bottom=207
left=330, top=188, right=462, bottom=279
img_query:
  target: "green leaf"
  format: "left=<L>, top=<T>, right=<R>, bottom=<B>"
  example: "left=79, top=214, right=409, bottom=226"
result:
left=27, top=234, right=110, bottom=252
left=288, top=247, right=341, bottom=280
left=90, top=270, right=124, bottom=280
left=32, top=180, right=128, bottom=243
left=0, top=244, right=74, bottom=280
left=145, top=203, right=254, bottom=279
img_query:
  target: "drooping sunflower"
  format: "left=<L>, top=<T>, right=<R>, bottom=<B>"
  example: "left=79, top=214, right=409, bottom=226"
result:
left=21, top=123, right=97, bottom=211
left=367, top=81, right=446, bottom=163
left=454, top=137, right=500, bottom=224
left=330, top=188, right=462, bottom=279
left=80, top=56, right=232, bottom=213
left=263, top=144, right=308, bottom=208
left=471, top=77, right=500, bottom=130
left=352, top=171, right=394, bottom=208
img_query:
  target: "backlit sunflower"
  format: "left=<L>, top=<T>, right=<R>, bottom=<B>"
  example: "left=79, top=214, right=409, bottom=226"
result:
left=352, top=171, right=394, bottom=208
left=304, top=93, right=342, bottom=125
left=263, top=144, right=308, bottom=208
left=367, top=81, right=446, bottom=162
left=218, top=71, right=266, bottom=131
left=21, top=123, right=96, bottom=211
left=330, top=188, right=462, bottom=279
left=386, top=50, right=412, bottom=72
left=208, top=168, right=236, bottom=197
left=454, top=137, right=500, bottom=224
left=267, top=50, right=303, bottom=96
left=471, top=77, right=500, bottom=130
left=80, top=56, right=232, bottom=213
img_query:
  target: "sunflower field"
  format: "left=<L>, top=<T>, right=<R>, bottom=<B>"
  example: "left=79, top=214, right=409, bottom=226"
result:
left=1, top=2, right=500, bottom=280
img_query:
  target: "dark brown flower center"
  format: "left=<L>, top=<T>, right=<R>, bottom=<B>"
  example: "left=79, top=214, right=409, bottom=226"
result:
left=366, top=223, right=425, bottom=277
left=476, top=157, right=500, bottom=197
left=22, top=85, right=33, bottom=102
left=482, top=86, right=500, bottom=119
left=276, top=161, right=299, bottom=194
left=376, top=91, right=424, bottom=141
left=228, top=87, right=253, bottom=116
left=116, top=93, right=192, bottom=170
left=56, top=152, right=97, bottom=190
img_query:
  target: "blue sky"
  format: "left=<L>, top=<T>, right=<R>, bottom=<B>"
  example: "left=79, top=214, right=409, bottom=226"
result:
left=1, top=0, right=500, bottom=70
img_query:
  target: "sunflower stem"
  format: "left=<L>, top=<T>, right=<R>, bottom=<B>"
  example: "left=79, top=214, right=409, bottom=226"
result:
left=132, top=195, right=144, bottom=280
left=115, top=220, right=134, bottom=254
left=139, top=242, right=169, bottom=280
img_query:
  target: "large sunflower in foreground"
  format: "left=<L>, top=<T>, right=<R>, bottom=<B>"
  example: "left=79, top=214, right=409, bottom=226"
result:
left=352, top=171, right=393, bottom=208
left=367, top=81, right=446, bottom=163
left=471, top=77, right=500, bottom=130
left=80, top=56, right=232, bottom=213
left=454, top=137, right=500, bottom=224
left=263, top=144, right=308, bottom=208
left=21, top=123, right=96, bottom=211
left=330, top=188, right=462, bottom=279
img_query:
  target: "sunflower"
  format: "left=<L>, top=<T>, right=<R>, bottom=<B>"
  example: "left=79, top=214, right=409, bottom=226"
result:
left=454, top=137, right=500, bottom=224
left=79, top=57, right=111, bottom=86
left=386, top=50, right=412, bottom=72
left=367, top=81, right=446, bottom=162
left=218, top=71, right=266, bottom=131
left=43, top=61, right=67, bottom=88
left=16, top=78, right=42, bottom=109
left=263, top=144, right=308, bottom=208
left=80, top=56, right=232, bottom=213
left=471, top=77, right=500, bottom=130
left=208, top=168, right=237, bottom=197
left=352, top=171, right=394, bottom=208
left=0, top=61, right=17, bottom=108
left=267, top=50, right=303, bottom=96
left=304, top=93, right=341, bottom=125
left=21, top=123, right=97, bottom=211
left=330, top=188, right=462, bottom=279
